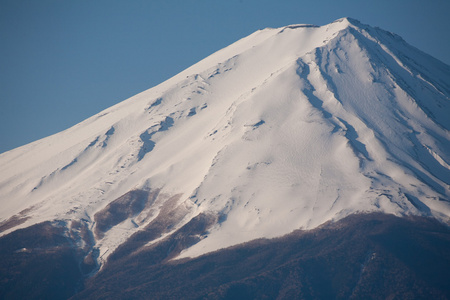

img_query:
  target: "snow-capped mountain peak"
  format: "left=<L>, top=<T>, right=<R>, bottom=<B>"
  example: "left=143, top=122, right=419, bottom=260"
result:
left=0, top=18, right=449, bottom=262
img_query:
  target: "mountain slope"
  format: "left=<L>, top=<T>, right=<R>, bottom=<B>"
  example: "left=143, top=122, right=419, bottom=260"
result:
left=0, top=17, right=449, bottom=268
left=72, top=214, right=450, bottom=300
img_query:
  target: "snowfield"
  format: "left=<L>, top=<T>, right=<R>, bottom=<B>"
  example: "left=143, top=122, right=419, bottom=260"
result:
left=0, top=18, right=449, bottom=261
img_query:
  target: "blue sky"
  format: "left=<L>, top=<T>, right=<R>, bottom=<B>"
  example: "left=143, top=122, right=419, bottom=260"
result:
left=1, top=0, right=449, bottom=154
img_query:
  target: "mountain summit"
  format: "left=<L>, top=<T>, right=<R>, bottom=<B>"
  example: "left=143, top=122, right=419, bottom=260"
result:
left=1, top=17, right=450, bottom=299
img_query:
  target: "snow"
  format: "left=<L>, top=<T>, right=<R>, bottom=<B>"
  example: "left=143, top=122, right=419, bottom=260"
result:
left=0, top=18, right=449, bottom=261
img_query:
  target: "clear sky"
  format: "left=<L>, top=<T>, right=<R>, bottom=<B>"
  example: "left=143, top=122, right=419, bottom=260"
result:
left=1, top=0, right=449, bottom=154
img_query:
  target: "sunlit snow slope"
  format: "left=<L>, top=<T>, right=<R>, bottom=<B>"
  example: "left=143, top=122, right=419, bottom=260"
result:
left=1, top=18, right=449, bottom=260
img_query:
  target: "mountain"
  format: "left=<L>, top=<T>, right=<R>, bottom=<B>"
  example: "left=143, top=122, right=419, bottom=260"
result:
left=1, top=17, right=450, bottom=299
